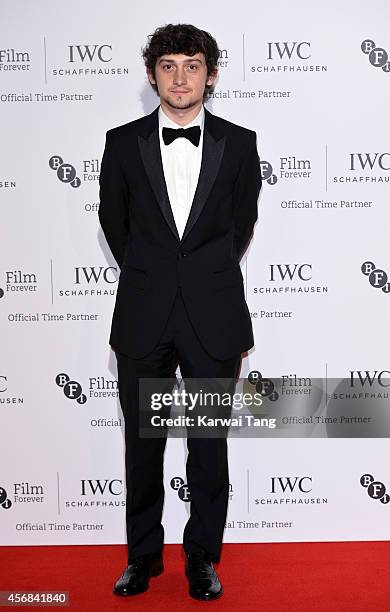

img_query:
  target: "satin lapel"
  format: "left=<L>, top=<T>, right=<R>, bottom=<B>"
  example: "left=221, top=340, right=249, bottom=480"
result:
left=137, top=106, right=226, bottom=244
left=138, top=128, right=180, bottom=242
left=181, top=124, right=225, bottom=243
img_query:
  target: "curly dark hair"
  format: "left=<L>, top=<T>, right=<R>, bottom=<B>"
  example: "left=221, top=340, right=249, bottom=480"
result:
left=142, top=23, right=220, bottom=100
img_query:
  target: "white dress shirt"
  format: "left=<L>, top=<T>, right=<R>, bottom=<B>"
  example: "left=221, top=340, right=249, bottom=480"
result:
left=158, top=104, right=204, bottom=239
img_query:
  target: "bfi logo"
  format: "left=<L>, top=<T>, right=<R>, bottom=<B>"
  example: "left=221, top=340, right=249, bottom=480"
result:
left=247, top=371, right=279, bottom=402
left=259, top=160, right=278, bottom=185
left=361, top=39, right=390, bottom=73
left=49, top=155, right=81, bottom=188
left=360, top=474, right=390, bottom=504
left=55, top=373, right=87, bottom=404
left=361, top=261, right=390, bottom=294
left=170, top=477, right=191, bottom=502
left=0, top=487, right=12, bottom=510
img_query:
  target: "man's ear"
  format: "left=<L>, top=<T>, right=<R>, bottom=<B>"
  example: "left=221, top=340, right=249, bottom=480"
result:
left=206, top=67, right=218, bottom=86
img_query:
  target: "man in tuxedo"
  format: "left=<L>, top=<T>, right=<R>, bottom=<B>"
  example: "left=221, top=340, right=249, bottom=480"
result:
left=98, top=23, right=261, bottom=600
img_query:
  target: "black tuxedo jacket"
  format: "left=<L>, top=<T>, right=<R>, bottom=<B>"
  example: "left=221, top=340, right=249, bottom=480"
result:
left=98, top=105, right=262, bottom=360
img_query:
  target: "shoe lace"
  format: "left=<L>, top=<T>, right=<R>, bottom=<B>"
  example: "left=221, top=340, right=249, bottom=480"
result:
left=128, top=555, right=152, bottom=575
left=188, top=552, right=213, bottom=579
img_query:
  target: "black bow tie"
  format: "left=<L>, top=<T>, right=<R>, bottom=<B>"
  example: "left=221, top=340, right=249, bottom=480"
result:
left=162, top=125, right=201, bottom=147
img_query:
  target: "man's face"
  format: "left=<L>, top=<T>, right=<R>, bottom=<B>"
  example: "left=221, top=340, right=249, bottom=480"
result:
left=147, top=52, right=217, bottom=110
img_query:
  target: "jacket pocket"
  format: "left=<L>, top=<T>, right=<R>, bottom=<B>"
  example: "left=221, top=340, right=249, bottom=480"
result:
left=120, top=265, right=148, bottom=290
left=213, top=264, right=242, bottom=291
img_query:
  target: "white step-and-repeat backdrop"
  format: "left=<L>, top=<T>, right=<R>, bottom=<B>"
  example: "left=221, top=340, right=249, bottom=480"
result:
left=1, top=0, right=390, bottom=546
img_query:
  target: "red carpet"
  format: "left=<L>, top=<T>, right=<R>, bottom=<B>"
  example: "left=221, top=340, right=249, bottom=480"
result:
left=1, top=542, right=390, bottom=611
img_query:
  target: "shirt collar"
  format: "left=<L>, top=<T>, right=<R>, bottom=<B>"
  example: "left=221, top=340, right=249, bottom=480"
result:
left=158, top=104, right=205, bottom=131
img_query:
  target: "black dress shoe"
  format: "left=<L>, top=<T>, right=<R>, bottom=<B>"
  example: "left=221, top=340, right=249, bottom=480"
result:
left=113, top=553, right=163, bottom=596
left=185, top=550, right=223, bottom=600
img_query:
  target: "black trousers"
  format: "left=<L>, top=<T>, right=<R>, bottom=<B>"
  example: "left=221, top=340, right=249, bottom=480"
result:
left=115, top=287, right=241, bottom=563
